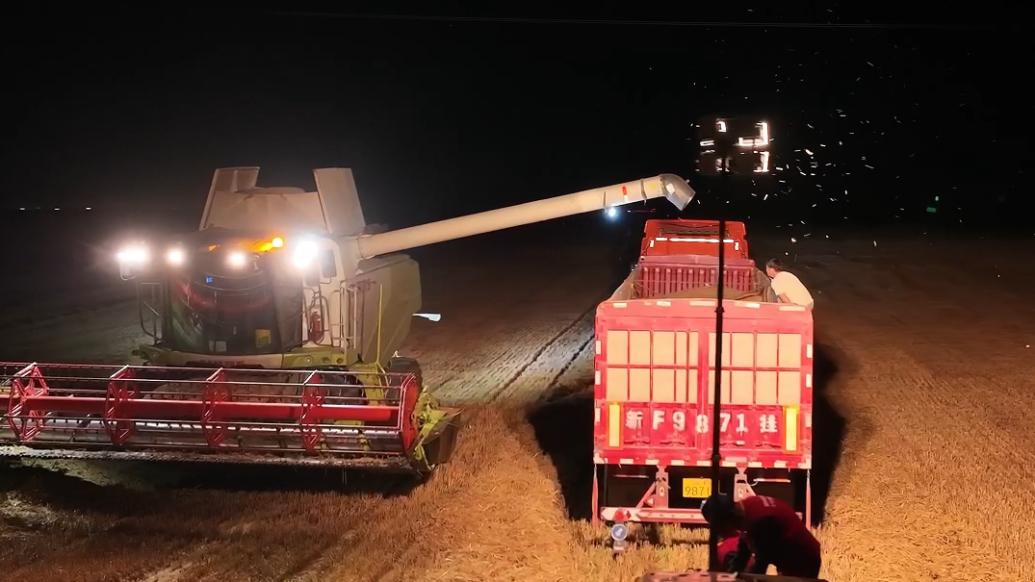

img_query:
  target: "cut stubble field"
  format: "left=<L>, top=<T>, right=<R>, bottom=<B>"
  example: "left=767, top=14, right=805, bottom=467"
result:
left=2, top=230, right=1034, bottom=581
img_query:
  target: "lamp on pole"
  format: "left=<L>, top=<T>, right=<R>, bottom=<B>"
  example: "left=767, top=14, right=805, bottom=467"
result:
left=696, top=115, right=772, bottom=571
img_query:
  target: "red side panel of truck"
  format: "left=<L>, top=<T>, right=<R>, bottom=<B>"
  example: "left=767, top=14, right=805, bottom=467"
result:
left=640, top=219, right=750, bottom=259
left=636, top=255, right=760, bottom=297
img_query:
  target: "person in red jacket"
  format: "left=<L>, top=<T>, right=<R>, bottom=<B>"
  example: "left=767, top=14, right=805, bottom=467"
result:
left=702, top=493, right=821, bottom=577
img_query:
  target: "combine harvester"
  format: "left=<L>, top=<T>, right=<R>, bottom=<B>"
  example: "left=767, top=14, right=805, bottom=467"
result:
left=1, top=168, right=693, bottom=475
left=593, top=219, right=815, bottom=526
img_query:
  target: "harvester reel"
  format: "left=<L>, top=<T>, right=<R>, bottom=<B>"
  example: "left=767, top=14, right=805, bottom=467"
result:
left=386, top=357, right=460, bottom=473
left=0, top=362, right=457, bottom=474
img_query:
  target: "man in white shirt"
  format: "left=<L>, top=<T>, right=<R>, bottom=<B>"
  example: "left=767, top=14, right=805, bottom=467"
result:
left=766, top=259, right=814, bottom=310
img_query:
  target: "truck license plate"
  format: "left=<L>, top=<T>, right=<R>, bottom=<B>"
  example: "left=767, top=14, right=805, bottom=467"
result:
left=682, top=478, right=712, bottom=498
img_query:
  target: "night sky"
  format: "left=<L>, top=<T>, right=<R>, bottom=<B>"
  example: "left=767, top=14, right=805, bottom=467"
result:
left=3, top=5, right=1032, bottom=237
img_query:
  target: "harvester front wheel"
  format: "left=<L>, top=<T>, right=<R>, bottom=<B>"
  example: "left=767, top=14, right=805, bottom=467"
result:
left=387, top=357, right=423, bottom=388
left=387, top=357, right=460, bottom=473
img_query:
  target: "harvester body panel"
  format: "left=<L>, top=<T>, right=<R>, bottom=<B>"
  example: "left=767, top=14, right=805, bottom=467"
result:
left=134, top=168, right=693, bottom=370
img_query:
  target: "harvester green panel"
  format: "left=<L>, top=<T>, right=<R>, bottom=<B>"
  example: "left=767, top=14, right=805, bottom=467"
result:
left=350, top=254, right=421, bottom=366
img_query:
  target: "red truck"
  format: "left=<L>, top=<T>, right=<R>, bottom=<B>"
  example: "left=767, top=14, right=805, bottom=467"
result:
left=593, top=220, right=814, bottom=527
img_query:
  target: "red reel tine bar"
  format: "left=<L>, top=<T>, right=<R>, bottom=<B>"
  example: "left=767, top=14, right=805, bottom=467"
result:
left=1, top=362, right=422, bottom=470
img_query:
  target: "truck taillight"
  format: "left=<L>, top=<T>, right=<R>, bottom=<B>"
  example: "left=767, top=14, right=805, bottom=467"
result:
left=785, top=406, right=799, bottom=451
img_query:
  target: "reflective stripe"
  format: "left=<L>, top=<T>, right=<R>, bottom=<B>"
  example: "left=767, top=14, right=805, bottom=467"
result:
left=785, top=406, right=799, bottom=451
left=668, top=237, right=735, bottom=243
left=608, top=403, right=622, bottom=448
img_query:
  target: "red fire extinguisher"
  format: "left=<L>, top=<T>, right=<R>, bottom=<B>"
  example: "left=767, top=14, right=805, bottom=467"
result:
left=308, top=310, right=324, bottom=342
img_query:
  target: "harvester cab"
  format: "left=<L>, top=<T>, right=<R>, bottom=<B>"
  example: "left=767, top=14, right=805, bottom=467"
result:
left=120, top=167, right=410, bottom=371
left=3, top=167, right=693, bottom=476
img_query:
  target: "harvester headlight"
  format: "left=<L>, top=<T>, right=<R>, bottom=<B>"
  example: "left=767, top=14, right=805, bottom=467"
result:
left=165, top=247, right=186, bottom=266
left=116, top=244, right=150, bottom=266
left=227, top=250, right=249, bottom=269
left=605, top=206, right=619, bottom=220
left=255, top=236, right=286, bottom=252
left=292, top=239, right=319, bottom=268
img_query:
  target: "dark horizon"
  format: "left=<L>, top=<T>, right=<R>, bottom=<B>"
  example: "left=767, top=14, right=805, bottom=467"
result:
left=4, top=5, right=1033, bottom=233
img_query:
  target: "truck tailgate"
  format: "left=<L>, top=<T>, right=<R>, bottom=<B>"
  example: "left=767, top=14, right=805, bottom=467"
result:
left=593, top=298, right=813, bottom=470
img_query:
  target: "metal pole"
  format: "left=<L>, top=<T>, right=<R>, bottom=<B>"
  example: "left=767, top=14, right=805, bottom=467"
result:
left=708, top=210, right=727, bottom=571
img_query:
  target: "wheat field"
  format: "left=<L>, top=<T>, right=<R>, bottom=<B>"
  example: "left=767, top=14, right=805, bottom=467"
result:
left=2, top=234, right=1035, bottom=581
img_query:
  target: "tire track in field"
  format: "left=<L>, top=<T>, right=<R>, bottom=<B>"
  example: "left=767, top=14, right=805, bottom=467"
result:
left=398, top=243, right=613, bottom=406
left=545, top=334, right=595, bottom=392
left=489, top=300, right=600, bottom=405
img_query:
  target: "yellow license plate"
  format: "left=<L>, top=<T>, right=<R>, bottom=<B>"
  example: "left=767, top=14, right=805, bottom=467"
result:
left=682, top=478, right=712, bottom=498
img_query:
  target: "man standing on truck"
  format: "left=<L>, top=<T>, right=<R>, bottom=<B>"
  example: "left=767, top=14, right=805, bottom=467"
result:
left=702, top=493, right=822, bottom=577
left=766, top=258, right=814, bottom=309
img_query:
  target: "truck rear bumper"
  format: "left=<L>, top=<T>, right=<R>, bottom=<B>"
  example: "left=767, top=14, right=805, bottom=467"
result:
left=593, top=462, right=811, bottom=526
left=599, top=505, right=706, bottom=524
